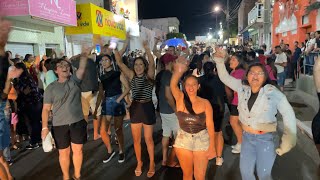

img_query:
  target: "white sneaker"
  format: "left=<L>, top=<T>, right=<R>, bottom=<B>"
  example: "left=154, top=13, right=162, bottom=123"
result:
left=231, top=143, right=241, bottom=154
left=216, top=157, right=224, bottom=166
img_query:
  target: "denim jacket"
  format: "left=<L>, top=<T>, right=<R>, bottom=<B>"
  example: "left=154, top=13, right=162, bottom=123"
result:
left=216, top=61, right=297, bottom=156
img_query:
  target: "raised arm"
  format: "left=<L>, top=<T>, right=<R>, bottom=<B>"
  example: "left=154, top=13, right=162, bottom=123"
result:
left=119, top=32, right=130, bottom=56
left=170, top=56, right=188, bottom=101
left=143, top=41, right=155, bottom=80
left=114, top=49, right=134, bottom=80
left=153, top=38, right=162, bottom=59
left=276, top=95, right=297, bottom=156
left=76, top=46, right=93, bottom=80
left=116, top=73, right=130, bottom=103
left=213, top=48, right=242, bottom=92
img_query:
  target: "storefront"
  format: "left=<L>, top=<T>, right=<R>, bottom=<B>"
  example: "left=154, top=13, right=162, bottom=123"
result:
left=65, top=3, right=140, bottom=56
left=0, top=0, right=77, bottom=57
left=272, top=0, right=320, bottom=51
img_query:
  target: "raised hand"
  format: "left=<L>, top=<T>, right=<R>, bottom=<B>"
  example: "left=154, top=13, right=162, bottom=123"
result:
left=81, top=44, right=95, bottom=57
left=143, top=40, right=150, bottom=51
left=213, top=47, right=227, bottom=63
left=173, top=56, right=189, bottom=74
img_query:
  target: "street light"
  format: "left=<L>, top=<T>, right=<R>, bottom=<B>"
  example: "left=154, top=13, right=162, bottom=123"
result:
left=213, top=0, right=230, bottom=44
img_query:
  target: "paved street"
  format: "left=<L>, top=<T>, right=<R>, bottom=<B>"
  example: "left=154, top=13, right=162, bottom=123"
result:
left=9, top=94, right=320, bottom=180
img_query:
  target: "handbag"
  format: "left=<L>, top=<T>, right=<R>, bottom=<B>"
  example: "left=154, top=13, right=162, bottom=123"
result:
left=42, top=132, right=55, bottom=152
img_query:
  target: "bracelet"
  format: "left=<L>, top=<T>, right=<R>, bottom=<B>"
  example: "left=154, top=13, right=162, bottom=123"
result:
left=42, top=127, right=49, bottom=131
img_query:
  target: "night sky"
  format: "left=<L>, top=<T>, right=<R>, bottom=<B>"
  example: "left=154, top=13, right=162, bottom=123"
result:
left=138, top=0, right=241, bottom=40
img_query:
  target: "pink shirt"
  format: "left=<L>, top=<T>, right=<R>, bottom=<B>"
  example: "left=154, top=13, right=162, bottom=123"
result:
left=230, top=69, right=246, bottom=105
left=265, top=65, right=276, bottom=81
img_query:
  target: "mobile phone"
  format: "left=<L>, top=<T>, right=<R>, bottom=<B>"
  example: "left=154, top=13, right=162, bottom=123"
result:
left=109, top=38, right=118, bottom=49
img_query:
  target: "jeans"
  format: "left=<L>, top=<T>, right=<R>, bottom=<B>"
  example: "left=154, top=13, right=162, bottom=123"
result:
left=277, top=71, right=286, bottom=87
left=0, top=101, right=11, bottom=151
left=240, top=131, right=276, bottom=180
left=305, top=54, right=315, bottom=75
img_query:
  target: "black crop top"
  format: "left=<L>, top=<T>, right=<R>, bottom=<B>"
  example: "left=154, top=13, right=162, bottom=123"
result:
left=176, top=111, right=206, bottom=134
left=100, top=70, right=122, bottom=97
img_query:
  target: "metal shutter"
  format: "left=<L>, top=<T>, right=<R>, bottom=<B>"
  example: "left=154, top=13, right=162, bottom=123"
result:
left=5, top=43, right=34, bottom=57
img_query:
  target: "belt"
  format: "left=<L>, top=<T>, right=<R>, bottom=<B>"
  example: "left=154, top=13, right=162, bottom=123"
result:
left=133, top=99, right=152, bottom=103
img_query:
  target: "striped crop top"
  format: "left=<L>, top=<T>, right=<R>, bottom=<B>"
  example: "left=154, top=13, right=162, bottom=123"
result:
left=130, top=75, right=153, bottom=100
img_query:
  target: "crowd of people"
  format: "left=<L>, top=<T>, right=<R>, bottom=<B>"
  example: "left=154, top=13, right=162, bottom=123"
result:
left=3, top=16, right=320, bottom=180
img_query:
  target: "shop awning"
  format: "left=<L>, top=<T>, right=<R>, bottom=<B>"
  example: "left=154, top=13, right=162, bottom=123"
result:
left=65, top=3, right=127, bottom=40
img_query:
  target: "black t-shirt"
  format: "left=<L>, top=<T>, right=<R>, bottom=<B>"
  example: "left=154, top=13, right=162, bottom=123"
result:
left=316, top=38, right=320, bottom=49
left=100, top=70, right=122, bottom=97
left=248, top=91, right=259, bottom=111
left=199, top=74, right=226, bottom=112
left=159, top=70, right=174, bottom=114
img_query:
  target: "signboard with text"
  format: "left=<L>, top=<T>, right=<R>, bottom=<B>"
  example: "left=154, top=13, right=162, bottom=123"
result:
left=0, top=0, right=29, bottom=16
left=0, top=0, right=76, bottom=26
left=65, top=3, right=126, bottom=40
left=29, top=0, right=77, bottom=26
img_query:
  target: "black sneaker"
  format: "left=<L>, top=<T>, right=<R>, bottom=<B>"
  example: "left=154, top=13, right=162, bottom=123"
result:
left=118, top=153, right=125, bottom=163
left=103, top=151, right=115, bottom=163
left=26, top=143, right=40, bottom=150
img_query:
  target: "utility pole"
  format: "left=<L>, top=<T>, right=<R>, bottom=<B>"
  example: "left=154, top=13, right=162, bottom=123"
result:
left=226, top=0, right=230, bottom=44
left=263, top=0, right=271, bottom=52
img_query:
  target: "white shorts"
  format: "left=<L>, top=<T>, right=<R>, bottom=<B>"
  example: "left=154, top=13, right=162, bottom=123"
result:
left=160, top=113, right=179, bottom=138
left=81, top=91, right=101, bottom=116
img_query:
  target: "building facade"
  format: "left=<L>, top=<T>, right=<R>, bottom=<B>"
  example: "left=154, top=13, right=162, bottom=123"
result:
left=272, top=0, right=320, bottom=51
left=0, top=0, right=77, bottom=57
left=141, top=17, right=180, bottom=34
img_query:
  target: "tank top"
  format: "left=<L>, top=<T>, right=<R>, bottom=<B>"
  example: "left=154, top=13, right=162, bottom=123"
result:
left=100, top=70, right=122, bottom=97
left=176, top=111, right=206, bottom=134
left=131, top=75, right=153, bottom=100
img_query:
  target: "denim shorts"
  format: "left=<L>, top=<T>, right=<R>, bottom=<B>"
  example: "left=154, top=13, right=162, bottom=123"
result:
left=173, top=129, right=209, bottom=151
left=101, top=94, right=126, bottom=116
left=277, top=71, right=286, bottom=87
left=0, top=101, right=10, bottom=151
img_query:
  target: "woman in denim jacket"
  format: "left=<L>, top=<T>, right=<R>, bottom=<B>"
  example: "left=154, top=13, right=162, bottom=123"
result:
left=214, top=49, right=297, bottom=180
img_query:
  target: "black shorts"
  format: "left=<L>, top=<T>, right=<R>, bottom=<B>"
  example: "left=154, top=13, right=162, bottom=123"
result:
left=52, top=120, right=87, bottom=149
left=212, top=104, right=224, bottom=132
left=229, top=104, right=239, bottom=116
left=130, top=101, right=156, bottom=125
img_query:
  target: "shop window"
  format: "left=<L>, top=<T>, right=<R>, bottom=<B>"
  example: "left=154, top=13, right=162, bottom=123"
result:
left=291, top=29, right=297, bottom=34
left=302, top=15, right=309, bottom=25
left=282, top=32, right=287, bottom=37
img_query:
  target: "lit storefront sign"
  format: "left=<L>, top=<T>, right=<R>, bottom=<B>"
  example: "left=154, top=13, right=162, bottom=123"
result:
left=0, top=0, right=77, bottom=26
left=65, top=3, right=126, bottom=40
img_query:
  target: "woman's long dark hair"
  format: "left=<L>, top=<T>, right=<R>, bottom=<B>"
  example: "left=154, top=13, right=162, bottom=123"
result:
left=133, top=57, right=149, bottom=75
left=232, top=54, right=246, bottom=70
left=14, top=62, right=32, bottom=78
left=243, top=62, right=271, bottom=87
left=203, top=61, right=215, bottom=78
left=0, top=52, right=11, bottom=92
left=183, top=75, right=199, bottom=115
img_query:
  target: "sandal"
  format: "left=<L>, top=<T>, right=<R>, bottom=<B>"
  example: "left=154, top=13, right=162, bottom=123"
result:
left=147, top=163, right=155, bottom=178
left=135, top=162, right=143, bottom=177
left=72, top=175, right=80, bottom=180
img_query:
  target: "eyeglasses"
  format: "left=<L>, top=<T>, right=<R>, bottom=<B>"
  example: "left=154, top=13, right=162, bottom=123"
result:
left=248, top=71, right=265, bottom=76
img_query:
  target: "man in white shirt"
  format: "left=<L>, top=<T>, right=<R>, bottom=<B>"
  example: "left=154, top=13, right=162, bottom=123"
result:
left=305, top=32, right=316, bottom=75
left=275, top=46, right=288, bottom=91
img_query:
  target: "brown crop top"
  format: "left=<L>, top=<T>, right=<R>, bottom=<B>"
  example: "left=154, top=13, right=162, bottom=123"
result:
left=176, top=111, right=206, bottom=134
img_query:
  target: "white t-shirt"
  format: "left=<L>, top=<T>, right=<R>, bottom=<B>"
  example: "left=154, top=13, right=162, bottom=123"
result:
left=275, top=52, right=287, bottom=73
left=306, top=38, right=316, bottom=51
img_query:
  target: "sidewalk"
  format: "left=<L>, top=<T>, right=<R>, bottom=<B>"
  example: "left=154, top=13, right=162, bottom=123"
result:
left=284, top=79, right=317, bottom=139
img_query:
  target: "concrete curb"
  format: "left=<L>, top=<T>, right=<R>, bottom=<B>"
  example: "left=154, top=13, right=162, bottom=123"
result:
left=296, top=118, right=313, bottom=139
